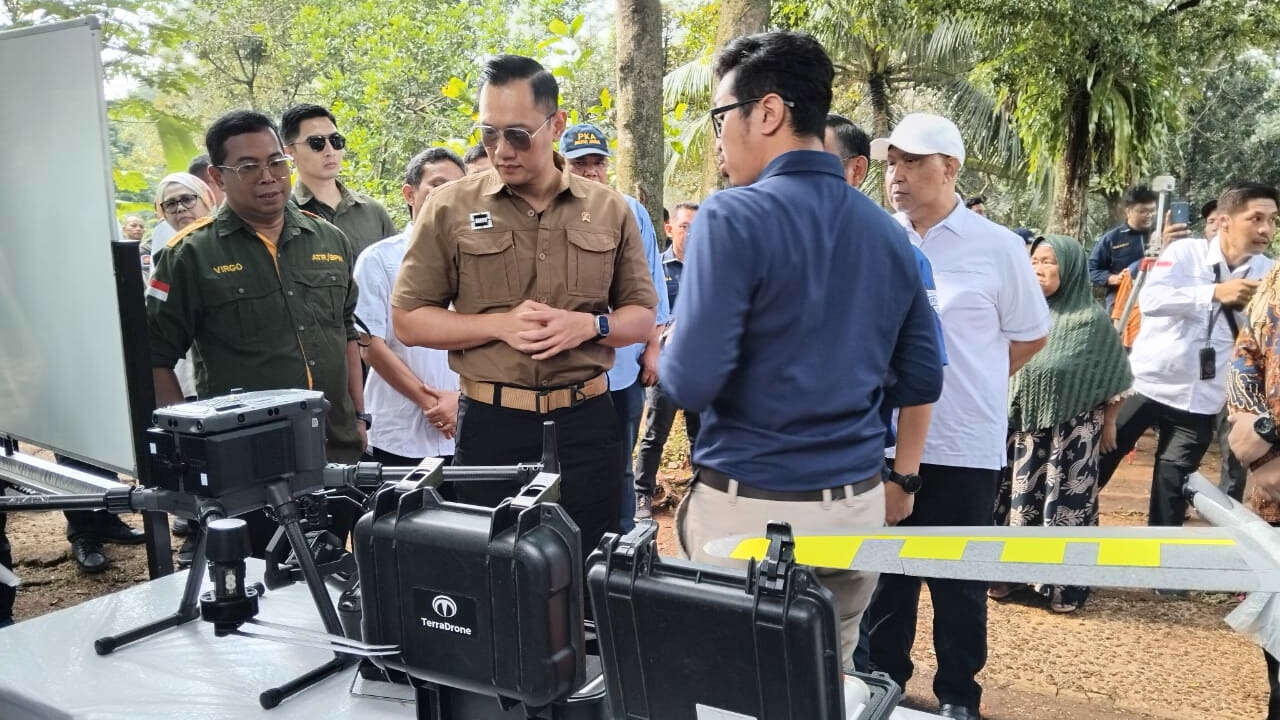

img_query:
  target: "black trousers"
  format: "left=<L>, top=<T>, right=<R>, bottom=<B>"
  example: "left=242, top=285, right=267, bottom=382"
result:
left=633, top=383, right=700, bottom=497
left=1217, top=410, right=1247, bottom=502
left=453, top=393, right=622, bottom=557
left=1097, top=393, right=1215, bottom=526
left=863, top=463, right=999, bottom=710
left=0, top=512, right=12, bottom=619
left=54, top=455, right=127, bottom=542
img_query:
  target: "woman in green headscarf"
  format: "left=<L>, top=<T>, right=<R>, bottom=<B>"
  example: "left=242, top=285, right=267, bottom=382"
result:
left=991, top=234, right=1133, bottom=613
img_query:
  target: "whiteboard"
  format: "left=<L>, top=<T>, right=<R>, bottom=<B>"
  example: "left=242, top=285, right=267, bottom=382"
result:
left=0, top=18, right=138, bottom=475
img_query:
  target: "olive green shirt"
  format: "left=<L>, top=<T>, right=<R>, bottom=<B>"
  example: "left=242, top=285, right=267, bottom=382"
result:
left=145, top=203, right=363, bottom=462
left=391, top=156, right=658, bottom=388
left=293, top=179, right=397, bottom=257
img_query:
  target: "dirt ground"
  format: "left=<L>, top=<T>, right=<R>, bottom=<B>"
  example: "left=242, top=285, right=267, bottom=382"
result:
left=3, top=434, right=1271, bottom=719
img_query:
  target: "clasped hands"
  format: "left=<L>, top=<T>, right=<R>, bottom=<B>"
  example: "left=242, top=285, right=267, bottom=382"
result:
left=504, top=299, right=596, bottom=361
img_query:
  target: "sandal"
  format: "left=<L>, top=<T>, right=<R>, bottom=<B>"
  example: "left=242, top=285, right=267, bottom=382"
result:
left=1050, top=600, right=1079, bottom=614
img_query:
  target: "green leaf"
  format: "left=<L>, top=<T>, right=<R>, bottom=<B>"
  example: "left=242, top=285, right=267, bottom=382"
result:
left=548, top=18, right=569, bottom=37
left=599, top=87, right=613, bottom=111
left=156, top=115, right=199, bottom=173
left=442, top=77, right=468, bottom=100
left=113, top=168, right=150, bottom=194
left=569, top=14, right=584, bottom=36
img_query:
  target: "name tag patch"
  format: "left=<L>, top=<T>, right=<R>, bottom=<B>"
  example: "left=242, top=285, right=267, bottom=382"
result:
left=470, top=212, right=493, bottom=230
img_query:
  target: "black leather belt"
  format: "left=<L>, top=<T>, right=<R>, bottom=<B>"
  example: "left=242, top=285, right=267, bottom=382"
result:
left=696, top=467, right=881, bottom=502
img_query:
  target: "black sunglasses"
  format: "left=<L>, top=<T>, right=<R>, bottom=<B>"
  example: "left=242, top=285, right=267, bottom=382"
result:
left=476, top=114, right=555, bottom=152
left=709, top=96, right=796, bottom=137
left=296, top=132, right=347, bottom=152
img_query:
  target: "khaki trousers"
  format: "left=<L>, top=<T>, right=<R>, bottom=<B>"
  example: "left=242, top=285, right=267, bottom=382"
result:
left=675, top=470, right=884, bottom=671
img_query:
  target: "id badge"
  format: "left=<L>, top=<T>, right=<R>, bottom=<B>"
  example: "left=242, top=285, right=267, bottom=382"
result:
left=1199, top=347, right=1216, bottom=380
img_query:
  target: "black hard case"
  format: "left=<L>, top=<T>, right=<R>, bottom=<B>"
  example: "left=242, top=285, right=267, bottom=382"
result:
left=353, top=484, right=585, bottom=709
left=586, top=521, right=848, bottom=720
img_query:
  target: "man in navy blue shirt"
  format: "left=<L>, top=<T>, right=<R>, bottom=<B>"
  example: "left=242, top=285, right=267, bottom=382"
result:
left=1088, top=185, right=1157, bottom=311
left=660, top=31, right=944, bottom=670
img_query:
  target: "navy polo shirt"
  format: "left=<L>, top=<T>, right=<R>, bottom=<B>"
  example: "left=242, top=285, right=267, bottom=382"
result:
left=659, top=150, right=944, bottom=492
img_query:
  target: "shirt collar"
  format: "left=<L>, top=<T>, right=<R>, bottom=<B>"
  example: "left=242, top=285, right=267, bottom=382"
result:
left=293, top=178, right=361, bottom=207
left=892, top=193, right=966, bottom=237
left=479, top=152, right=587, bottom=200
left=215, top=201, right=313, bottom=239
left=754, top=149, right=846, bottom=184
left=662, top=247, right=680, bottom=264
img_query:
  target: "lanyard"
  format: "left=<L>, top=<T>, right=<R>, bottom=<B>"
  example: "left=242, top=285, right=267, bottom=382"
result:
left=1206, top=263, right=1242, bottom=346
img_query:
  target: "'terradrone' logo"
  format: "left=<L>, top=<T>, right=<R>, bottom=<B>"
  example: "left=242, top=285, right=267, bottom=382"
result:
left=431, top=594, right=458, bottom=618
left=419, top=592, right=472, bottom=636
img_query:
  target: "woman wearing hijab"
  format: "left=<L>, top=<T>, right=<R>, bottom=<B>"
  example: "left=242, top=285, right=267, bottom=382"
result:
left=991, top=234, right=1133, bottom=613
left=141, top=172, right=217, bottom=273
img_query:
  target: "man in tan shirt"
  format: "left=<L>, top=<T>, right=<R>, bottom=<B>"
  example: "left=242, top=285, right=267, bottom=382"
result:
left=391, top=54, right=658, bottom=553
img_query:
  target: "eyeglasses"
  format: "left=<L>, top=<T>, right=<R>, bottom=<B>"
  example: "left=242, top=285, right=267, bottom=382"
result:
left=709, top=96, right=796, bottom=138
left=216, top=156, right=295, bottom=181
left=160, top=194, right=199, bottom=213
left=294, top=132, right=346, bottom=152
left=476, top=114, right=555, bottom=152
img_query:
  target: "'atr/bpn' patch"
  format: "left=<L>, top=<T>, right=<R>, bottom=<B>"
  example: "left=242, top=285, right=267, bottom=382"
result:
left=470, top=212, right=493, bottom=230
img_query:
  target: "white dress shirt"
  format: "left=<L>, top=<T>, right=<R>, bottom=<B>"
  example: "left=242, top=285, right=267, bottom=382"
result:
left=890, top=198, right=1052, bottom=470
left=354, top=228, right=459, bottom=459
left=1130, top=236, right=1273, bottom=415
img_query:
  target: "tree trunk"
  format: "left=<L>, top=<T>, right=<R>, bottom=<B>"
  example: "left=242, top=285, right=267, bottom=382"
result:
left=615, top=0, right=665, bottom=232
left=1049, top=86, right=1091, bottom=238
left=868, top=71, right=891, bottom=139
left=700, top=0, right=771, bottom=195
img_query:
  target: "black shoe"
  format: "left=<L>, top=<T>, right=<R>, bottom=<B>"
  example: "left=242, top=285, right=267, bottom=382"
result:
left=70, top=538, right=109, bottom=574
left=176, top=536, right=196, bottom=570
left=634, top=493, right=653, bottom=521
left=97, top=517, right=146, bottom=545
left=938, top=704, right=982, bottom=720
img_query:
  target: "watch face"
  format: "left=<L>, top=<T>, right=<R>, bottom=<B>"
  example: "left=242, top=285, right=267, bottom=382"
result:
left=1258, top=416, right=1275, bottom=435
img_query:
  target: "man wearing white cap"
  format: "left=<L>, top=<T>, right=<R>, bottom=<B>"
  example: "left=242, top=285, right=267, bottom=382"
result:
left=860, top=113, right=1050, bottom=720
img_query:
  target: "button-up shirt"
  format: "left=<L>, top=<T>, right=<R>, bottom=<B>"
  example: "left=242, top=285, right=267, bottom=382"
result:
left=660, top=247, right=683, bottom=310
left=293, top=179, right=397, bottom=257
left=354, top=226, right=459, bottom=459
left=146, top=203, right=362, bottom=461
left=1130, top=236, right=1274, bottom=415
left=607, top=195, right=670, bottom=392
left=891, top=197, right=1052, bottom=470
left=660, top=150, right=944, bottom=491
left=391, top=155, right=659, bottom=389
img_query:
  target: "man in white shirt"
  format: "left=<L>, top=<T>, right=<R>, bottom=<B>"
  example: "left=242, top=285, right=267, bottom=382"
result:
left=1099, top=182, right=1277, bottom=527
left=354, top=148, right=465, bottom=465
left=860, top=113, right=1051, bottom=720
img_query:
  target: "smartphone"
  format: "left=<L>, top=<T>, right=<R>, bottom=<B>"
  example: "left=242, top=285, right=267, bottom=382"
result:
left=1169, top=200, right=1191, bottom=227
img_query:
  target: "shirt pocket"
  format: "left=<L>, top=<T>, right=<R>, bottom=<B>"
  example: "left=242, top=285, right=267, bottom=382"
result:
left=458, top=232, right=519, bottom=305
left=203, top=281, right=282, bottom=346
left=294, top=269, right=349, bottom=328
left=566, top=229, right=617, bottom=300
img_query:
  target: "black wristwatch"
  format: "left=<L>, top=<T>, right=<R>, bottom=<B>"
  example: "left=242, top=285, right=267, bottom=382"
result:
left=356, top=412, right=373, bottom=430
left=1255, top=414, right=1280, bottom=444
left=887, top=471, right=923, bottom=494
left=592, top=314, right=611, bottom=342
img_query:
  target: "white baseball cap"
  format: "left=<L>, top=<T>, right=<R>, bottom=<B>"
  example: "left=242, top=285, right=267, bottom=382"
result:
left=869, top=113, right=966, bottom=165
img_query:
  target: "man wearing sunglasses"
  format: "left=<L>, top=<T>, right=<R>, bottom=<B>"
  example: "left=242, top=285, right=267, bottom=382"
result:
left=283, top=104, right=396, bottom=257
left=658, top=31, right=944, bottom=680
left=146, top=110, right=367, bottom=555
left=391, top=55, right=658, bottom=557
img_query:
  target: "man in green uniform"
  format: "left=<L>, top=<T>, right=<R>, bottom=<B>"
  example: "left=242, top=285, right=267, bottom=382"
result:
left=283, top=104, right=397, bottom=257
left=147, top=109, right=367, bottom=471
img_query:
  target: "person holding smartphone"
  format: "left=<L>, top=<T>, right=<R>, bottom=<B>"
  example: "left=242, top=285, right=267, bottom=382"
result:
left=1098, top=183, right=1277, bottom=535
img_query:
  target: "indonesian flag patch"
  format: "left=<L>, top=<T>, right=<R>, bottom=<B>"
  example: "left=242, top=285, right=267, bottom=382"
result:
left=146, top=278, right=170, bottom=302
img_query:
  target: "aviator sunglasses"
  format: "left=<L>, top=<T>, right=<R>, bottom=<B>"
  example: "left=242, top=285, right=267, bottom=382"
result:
left=476, top=113, right=555, bottom=152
